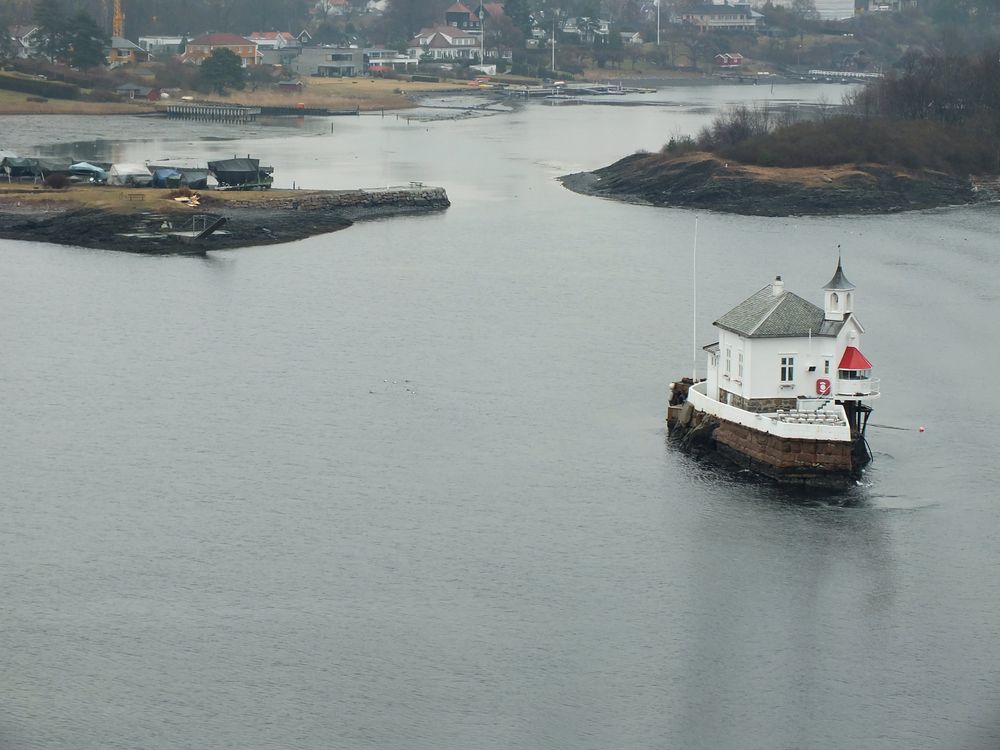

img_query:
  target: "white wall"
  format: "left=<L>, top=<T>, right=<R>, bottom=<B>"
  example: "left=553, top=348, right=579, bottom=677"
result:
left=705, top=309, right=873, bottom=405
left=688, top=382, right=852, bottom=441
left=714, top=330, right=841, bottom=402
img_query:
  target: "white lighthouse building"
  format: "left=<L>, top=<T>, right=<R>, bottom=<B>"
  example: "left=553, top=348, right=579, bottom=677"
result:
left=668, top=259, right=880, bottom=482
left=702, top=259, right=879, bottom=413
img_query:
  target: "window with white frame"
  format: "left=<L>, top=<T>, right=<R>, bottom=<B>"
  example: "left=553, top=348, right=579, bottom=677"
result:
left=824, top=359, right=830, bottom=375
left=737, top=351, right=744, bottom=380
left=780, top=355, right=795, bottom=383
left=725, top=347, right=731, bottom=376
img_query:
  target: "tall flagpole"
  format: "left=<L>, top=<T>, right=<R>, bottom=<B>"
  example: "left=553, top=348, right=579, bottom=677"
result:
left=551, top=12, right=556, bottom=72
left=692, top=217, right=698, bottom=382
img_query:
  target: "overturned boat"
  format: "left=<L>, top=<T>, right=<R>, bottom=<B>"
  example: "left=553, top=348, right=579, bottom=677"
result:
left=207, top=158, right=273, bottom=190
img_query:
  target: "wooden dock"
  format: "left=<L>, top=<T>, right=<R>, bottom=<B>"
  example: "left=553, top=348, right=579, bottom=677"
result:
left=166, top=104, right=262, bottom=123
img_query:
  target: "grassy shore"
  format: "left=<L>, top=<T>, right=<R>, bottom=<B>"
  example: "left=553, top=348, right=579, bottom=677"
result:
left=0, top=182, right=339, bottom=212
left=0, top=75, right=468, bottom=116
left=0, top=88, right=158, bottom=115
left=219, top=76, right=466, bottom=111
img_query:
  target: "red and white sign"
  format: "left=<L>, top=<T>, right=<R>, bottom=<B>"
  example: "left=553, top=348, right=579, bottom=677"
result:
left=816, top=379, right=831, bottom=396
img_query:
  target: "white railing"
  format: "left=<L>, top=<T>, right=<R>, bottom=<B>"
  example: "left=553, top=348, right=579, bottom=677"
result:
left=688, top=382, right=852, bottom=442
left=835, top=377, right=880, bottom=398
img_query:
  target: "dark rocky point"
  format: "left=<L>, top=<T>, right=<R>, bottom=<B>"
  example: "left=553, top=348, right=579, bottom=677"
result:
left=561, top=152, right=987, bottom=216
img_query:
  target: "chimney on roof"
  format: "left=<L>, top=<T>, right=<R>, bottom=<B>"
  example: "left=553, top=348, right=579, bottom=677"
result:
left=771, top=275, right=784, bottom=297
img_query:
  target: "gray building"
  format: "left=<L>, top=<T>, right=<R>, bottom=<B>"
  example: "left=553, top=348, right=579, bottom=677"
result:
left=293, top=46, right=365, bottom=76
left=260, top=47, right=302, bottom=67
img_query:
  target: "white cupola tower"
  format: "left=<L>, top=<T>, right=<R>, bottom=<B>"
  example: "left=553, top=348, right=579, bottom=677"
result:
left=823, top=258, right=855, bottom=322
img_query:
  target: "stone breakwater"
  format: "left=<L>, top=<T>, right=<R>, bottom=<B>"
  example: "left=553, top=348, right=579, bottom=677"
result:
left=222, top=187, right=451, bottom=220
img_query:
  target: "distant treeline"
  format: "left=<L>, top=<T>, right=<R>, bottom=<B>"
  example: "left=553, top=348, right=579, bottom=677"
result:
left=665, top=49, right=1000, bottom=175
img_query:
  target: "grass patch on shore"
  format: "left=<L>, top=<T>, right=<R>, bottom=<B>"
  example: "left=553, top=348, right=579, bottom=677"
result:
left=0, top=75, right=461, bottom=115
left=212, top=76, right=463, bottom=111
left=0, top=183, right=347, bottom=213
left=0, top=88, right=156, bottom=115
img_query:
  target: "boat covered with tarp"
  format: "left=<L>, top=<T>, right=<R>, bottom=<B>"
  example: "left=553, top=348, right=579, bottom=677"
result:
left=69, top=162, right=108, bottom=182
left=1, top=156, right=72, bottom=180
left=151, top=167, right=181, bottom=187
left=207, top=158, right=273, bottom=189
left=108, top=163, right=153, bottom=187
left=148, top=166, right=210, bottom=189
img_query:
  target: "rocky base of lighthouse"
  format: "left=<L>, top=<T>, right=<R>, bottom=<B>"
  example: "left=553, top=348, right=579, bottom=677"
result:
left=668, top=402, right=863, bottom=487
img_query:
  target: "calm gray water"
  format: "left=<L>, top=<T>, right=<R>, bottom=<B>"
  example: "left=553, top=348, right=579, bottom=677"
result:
left=2, top=85, right=1000, bottom=750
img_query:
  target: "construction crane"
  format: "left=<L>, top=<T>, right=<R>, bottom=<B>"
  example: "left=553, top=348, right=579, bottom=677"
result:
left=112, top=0, right=124, bottom=38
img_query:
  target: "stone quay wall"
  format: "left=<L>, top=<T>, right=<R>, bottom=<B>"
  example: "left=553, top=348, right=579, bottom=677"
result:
left=712, top=419, right=853, bottom=475
left=222, top=187, right=450, bottom=219
left=718, top=389, right=797, bottom=413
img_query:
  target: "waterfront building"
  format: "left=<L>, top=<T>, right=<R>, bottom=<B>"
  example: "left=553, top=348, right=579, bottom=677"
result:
left=668, top=260, right=880, bottom=483
left=703, top=261, right=877, bottom=411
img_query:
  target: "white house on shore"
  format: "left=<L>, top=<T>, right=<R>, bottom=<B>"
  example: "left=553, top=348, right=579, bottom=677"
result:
left=703, top=260, right=879, bottom=413
left=407, top=26, right=480, bottom=61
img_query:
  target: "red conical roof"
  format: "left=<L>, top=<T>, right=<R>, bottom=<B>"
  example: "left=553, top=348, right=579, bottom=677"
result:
left=838, top=346, right=872, bottom=370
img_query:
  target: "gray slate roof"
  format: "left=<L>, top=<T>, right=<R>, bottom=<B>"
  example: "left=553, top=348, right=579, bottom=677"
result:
left=714, top=284, right=844, bottom=338
left=110, top=36, right=144, bottom=50
left=823, top=259, right=855, bottom=290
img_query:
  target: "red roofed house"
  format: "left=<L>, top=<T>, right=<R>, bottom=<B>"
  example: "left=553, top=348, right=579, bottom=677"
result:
left=443, top=2, right=505, bottom=30
left=714, top=52, right=744, bottom=67
left=476, top=3, right=506, bottom=21
left=445, top=3, right=477, bottom=29
left=183, top=33, right=260, bottom=66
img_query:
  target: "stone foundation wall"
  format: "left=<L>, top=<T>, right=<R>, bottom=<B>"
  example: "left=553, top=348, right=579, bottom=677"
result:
left=669, top=403, right=856, bottom=483
left=719, top=389, right=797, bottom=413
left=713, top=419, right=852, bottom=474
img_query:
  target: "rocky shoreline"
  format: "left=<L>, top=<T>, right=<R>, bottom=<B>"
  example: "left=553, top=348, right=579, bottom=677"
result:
left=561, top=152, right=992, bottom=216
left=0, top=185, right=450, bottom=253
